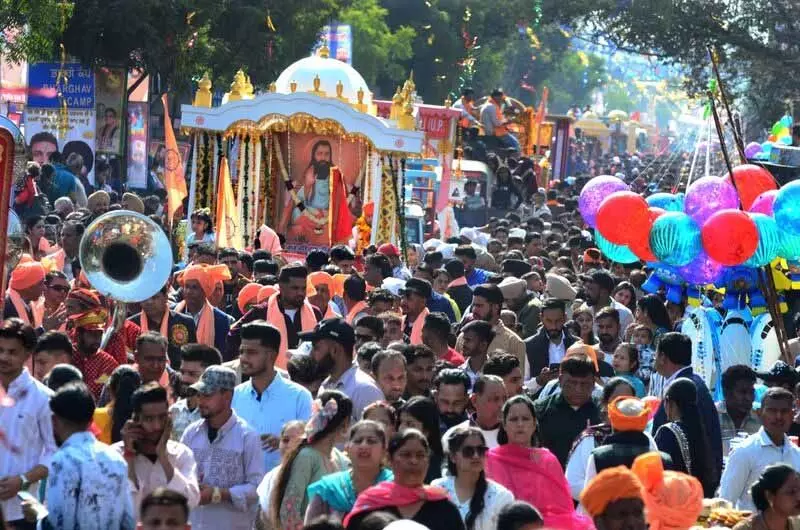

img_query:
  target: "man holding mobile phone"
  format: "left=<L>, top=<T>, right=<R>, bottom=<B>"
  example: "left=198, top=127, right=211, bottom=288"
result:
left=113, top=383, right=200, bottom=519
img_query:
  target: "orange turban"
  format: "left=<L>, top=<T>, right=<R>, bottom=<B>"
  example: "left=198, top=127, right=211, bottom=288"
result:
left=10, top=255, right=46, bottom=290
left=608, top=396, right=650, bottom=433
left=566, top=342, right=599, bottom=372
left=309, top=271, right=334, bottom=293
left=257, top=285, right=279, bottom=304
left=580, top=465, right=644, bottom=518
left=643, top=396, right=661, bottom=420
left=632, top=452, right=704, bottom=530
left=332, top=273, right=348, bottom=298
left=182, top=264, right=231, bottom=298
left=237, top=283, right=261, bottom=314
left=67, top=288, right=102, bottom=309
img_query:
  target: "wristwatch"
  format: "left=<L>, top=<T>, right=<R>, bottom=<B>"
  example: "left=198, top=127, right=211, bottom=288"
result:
left=19, top=474, right=30, bottom=491
left=211, top=487, right=222, bottom=504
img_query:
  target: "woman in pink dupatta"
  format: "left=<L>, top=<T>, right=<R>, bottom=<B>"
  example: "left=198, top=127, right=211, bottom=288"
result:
left=485, top=395, right=593, bottom=530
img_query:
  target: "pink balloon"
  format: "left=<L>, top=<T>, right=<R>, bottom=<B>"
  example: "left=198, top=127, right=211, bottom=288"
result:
left=749, top=189, right=778, bottom=216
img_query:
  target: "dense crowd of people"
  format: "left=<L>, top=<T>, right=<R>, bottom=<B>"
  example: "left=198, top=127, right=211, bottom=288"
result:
left=2, top=144, right=800, bottom=530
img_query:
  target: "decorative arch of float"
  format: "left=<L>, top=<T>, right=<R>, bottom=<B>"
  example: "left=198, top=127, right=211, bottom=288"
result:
left=181, top=91, right=424, bottom=256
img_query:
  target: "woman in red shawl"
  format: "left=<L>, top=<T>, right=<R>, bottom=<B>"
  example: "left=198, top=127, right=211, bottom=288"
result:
left=485, top=395, right=592, bottom=530
left=344, top=429, right=465, bottom=529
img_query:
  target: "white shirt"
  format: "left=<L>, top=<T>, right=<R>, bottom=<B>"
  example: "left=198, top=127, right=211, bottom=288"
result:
left=0, top=368, right=56, bottom=521
left=432, top=475, right=514, bottom=530
left=548, top=333, right=567, bottom=365
left=719, top=427, right=800, bottom=510
left=111, top=439, right=201, bottom=519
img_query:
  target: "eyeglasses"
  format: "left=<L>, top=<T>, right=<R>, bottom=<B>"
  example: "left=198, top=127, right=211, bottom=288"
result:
left=460, top=445, right=488, bottom=458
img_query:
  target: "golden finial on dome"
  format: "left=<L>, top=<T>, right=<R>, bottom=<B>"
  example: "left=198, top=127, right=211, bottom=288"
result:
left=193, top=72, right=212, bottom=107
left=318, top=45, right=330, bottom=59
left=309, top=74, right=326, bottom=97
left=402, top=70, right=416, bottom=96
left=290, top=80, right=298, bottom=93
left=226, top=70, right=246, bottom=103
left=398, top=98, right=416, bottom=131
left=335, top=80, right=349, bottom=104
left=353, top=86, right=368, bottom=113
left=268, top=82, right=276, bottom=92
left=243, top=74, right=254, bottom=98
left=390, top=87, right=403, bottom=120
left=444, top=96, right=453, bottom=108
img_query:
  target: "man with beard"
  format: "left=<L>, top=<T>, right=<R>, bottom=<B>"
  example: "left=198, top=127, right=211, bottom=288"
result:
left=231, top=321, right=312, bottom=472
left=303, top=318, right=384, bottom=421
left=4, top=256, right=46, bottom=327
left=524, top=298, right=578, bottom=393
left=483, top=353, right=524, bottom=396
left=583, top=270, right=633, bottom=337
left=399, top=343, right=437, bottom=399
left=219, top=248, right=251, bottom=318
left=181, top=366, right=263, bottom=530
left=595, top=307, right=622, bottom=362
left=422, top=311, right=465, bottom=366
left=400, top=278, right=432, bottom=344
left=499, top=276, right=541, bottom=340
left=364, top=254, right=392, bottom=289
left=458, top=320, right=494, bottom=388
left=443, top=374, right=507, bottom=449
left=226, top=265, right=322, bottom=366
left=113, top=383, right=200, bottom=518
left=371, top=350, right=407, bottom=410
left=170, top=344, right=222, bottom=441
left=433, top=368, right=471, bottom=434
left=69, top=308, right=120, bottom=400
left=456, top=284, right=526, bottom=376
left=129, top=284, right=198, bottom=369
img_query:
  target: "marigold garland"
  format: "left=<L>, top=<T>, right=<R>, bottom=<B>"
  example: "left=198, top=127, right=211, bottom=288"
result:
left=355, top=214, right=371, bottom=255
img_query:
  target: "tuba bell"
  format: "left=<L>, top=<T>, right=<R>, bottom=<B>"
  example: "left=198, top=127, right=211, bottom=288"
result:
left=79, top=211, right=173, bottom=347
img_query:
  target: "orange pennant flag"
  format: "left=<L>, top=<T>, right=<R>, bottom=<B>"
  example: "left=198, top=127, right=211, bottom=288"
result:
left=215, top=156, right=243, bottom=250
left=161, top=93, right=188, bottom=225
left=535, top=86, right=549, bottom=125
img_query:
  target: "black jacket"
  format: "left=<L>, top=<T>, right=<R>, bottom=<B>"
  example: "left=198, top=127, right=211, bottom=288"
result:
left=524, top=327, right=579, bottom=380
left=128, top=310, right=197, bottom=368
left=593, top=431, right=673, bottom=472
left=447, top=283, right=473, bottom=316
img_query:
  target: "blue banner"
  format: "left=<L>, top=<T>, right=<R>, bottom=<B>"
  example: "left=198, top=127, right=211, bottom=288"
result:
left=27, top=63, right=94, bottom=109
left=314, top=24, right=352, bottom=64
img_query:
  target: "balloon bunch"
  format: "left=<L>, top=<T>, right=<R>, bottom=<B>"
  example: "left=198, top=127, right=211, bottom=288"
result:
left=745, top=114, right=793, bottom=161
left=579, top=166, right=789, bottom=291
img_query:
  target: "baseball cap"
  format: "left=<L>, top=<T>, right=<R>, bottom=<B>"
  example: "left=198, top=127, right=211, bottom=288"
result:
left=399, top=278, right=433, bottom=300
left=377, top=243, right=400, bottom=257
left=189, top=366, right=237, bottom=395
left=298, top=318, right=356, bottom=349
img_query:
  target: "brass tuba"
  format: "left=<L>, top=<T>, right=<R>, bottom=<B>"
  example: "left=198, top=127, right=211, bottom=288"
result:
left=79, top=211, right=173, bottom=347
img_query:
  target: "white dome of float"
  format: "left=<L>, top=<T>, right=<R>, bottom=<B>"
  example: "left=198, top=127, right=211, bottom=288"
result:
left=275, top=46, right=374, bottom=111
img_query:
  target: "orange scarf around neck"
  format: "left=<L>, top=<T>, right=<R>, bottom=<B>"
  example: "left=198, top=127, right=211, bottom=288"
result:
left=405, top=307, right=430, bottom=344
left=140, top=306, right=169, bottom=339
left=267, top=293, right=317, bottom=369
left=175, top=300, right=215, bottom=348
left=345, top=300, right=368, bottom=324
left=7, top=289, right=40, bottom=327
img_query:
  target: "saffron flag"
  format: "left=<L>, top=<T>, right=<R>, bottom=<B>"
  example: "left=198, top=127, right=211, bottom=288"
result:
left=161, top=94, right=188, bottom=225
left=216, top=156, right=243, bottom=249
left=534, top=87, right=549, bottom=126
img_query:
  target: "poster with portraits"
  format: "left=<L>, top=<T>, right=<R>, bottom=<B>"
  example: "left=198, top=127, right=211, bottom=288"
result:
left=126, top=102, right=149, bottom=189
left=95, top=67, right=126, bottom=155
left=274, top=132, right=367, bottom=252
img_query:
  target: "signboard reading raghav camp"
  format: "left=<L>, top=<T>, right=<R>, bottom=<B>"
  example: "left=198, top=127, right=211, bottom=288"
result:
left=26, top=63, right=96, bottom=181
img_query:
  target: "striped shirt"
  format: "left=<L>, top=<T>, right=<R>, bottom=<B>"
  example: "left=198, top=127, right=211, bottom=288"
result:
left=0, top=368, right=56, bottom=522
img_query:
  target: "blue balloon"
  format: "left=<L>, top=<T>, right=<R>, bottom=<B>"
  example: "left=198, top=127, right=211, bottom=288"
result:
left=744, top=214, right=781, bottom=267
left=774, top=180, right=800, bottom=236
left=646, top=192, right=684, bottom=212
left=761, top=142, right=773, bottom=155
left=779, top=231, right=800, bottom=261
left=594, top=229, right=639, bottom=264
left=650, top=212, right=702, bottom=266
left=780, top=115, right=793, bottom=128
left=780, top=135, right=793, bottom=145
